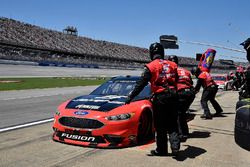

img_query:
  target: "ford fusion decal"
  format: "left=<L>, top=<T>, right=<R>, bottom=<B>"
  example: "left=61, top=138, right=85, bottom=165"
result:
left=60, top=132, right=95, bottom=142
left=74, top=111, right=89, bottom=116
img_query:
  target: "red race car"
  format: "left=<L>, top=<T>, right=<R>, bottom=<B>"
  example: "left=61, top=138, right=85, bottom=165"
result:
left=212, top=74, right=233, bottom=90
left=53, top=76, right=154, bottom=148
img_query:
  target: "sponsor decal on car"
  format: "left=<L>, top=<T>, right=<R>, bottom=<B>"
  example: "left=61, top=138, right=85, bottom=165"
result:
left=60, top=132, right=96, bottom=142
left=74, top=111, right=89, bottom=116
left=108, top=101, right=124, bottom=104
left=73, top=99, right=108, bottom=102
left=95, top=95, right=127, bottom=100
left=75, top=104, right=100, bottom=110
left=73, top=98, right=123, bottom=104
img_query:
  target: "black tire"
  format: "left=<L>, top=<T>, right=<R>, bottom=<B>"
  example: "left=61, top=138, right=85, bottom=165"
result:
left=137, top=110, right=153, bottom=144
left=234, top=105, right=250, bottom=151
left=236, top=98, right=250, bottom=110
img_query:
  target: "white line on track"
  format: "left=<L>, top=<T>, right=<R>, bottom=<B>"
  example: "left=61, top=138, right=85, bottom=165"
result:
left=2, top=94, right=61, bottom=101
left=0, top=118, right=54, bottom=133
left=1, top=93, right=76, bottom=101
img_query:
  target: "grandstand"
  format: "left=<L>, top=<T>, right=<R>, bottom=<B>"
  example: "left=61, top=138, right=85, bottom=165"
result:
left=0, top=17, right=149, bottom=69
left=0, top=17, right=246, bottom=71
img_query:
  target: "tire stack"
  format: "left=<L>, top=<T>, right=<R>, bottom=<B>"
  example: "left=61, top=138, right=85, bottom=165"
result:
left=235, top=98, right=250, bottom=151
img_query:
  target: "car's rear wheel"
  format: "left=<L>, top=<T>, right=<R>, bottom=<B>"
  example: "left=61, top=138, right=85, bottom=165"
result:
left=137, top=110, right=153, bottom=144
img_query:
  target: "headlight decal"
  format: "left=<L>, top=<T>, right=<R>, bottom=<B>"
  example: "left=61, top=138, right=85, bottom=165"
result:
left=106, top=113, right=135, bottom=121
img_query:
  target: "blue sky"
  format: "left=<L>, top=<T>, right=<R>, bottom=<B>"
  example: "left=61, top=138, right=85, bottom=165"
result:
left=0, top=0, right=249, bottom=62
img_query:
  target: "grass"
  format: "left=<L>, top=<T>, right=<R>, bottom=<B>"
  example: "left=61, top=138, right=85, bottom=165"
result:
left=0, top=77, right=108, bottom=91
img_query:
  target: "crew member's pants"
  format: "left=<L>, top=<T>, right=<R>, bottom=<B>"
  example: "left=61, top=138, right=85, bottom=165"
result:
left=201, top=86, right=223, bottom=116
left=152, top=90, right=180, bottom=154
left=178, top=88, right=195, bottom=136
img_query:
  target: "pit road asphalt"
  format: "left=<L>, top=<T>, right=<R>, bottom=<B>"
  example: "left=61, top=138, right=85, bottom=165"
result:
left=0, top=88, right=249, bottom=167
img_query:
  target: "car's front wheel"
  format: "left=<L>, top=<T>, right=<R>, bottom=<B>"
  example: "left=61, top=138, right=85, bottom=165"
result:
left=137, top=110, right=154, bottom=144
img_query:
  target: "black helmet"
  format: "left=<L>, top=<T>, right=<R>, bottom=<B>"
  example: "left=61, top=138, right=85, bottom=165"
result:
left=149, top=42, right=164, bottom=60
left=168, top=55, right=178, bottom=65
left=191, top=66, right=201, bottom=77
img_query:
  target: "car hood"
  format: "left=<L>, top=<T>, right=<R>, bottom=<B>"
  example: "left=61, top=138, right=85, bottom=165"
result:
left=65, top=95, right=127, bottom=112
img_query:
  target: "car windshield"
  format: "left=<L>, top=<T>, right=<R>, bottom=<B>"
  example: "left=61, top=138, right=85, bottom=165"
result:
left=90, top=79, right=151, bottom=98
left=213, top=76, right=226, bottom=81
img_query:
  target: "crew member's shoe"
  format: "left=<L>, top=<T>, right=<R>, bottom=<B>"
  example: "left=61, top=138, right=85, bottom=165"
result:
left=149, top=150, right=168, bottom=156
left=171, top=149, right=179, bottom=156
left=179, top=135, right=188, bottom=142
left=200, top=114, right=212, bottom=119
left=213, top=111, right=223, bottom=117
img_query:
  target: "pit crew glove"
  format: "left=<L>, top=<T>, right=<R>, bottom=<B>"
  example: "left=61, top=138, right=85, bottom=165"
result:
left=125, top=97, right=132, bottom=104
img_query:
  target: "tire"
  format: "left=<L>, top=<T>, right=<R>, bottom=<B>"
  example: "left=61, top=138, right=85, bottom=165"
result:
left=234, top=105, right=250, bottom=151
left=236, top=98, right=250, bottom=110
left=137, top=110, right=153, bottom=144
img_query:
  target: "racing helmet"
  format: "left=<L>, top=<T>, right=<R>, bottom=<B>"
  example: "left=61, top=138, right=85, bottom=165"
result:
left=191, top=66, right=201, bottom=77
left=149, top=42, right=164, bottom=60
left=168, top=55, right=178, bottom=65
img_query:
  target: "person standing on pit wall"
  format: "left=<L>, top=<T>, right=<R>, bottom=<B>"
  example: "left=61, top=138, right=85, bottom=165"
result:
left=125, top=42, right=180, bottom=156
left=168, top=55, right=195, bottom=142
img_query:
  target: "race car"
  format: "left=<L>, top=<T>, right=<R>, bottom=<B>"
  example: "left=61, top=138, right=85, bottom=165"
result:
left=52, top=76, right=154, bottom=148
left=212, top=74, right=233, bottom=90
